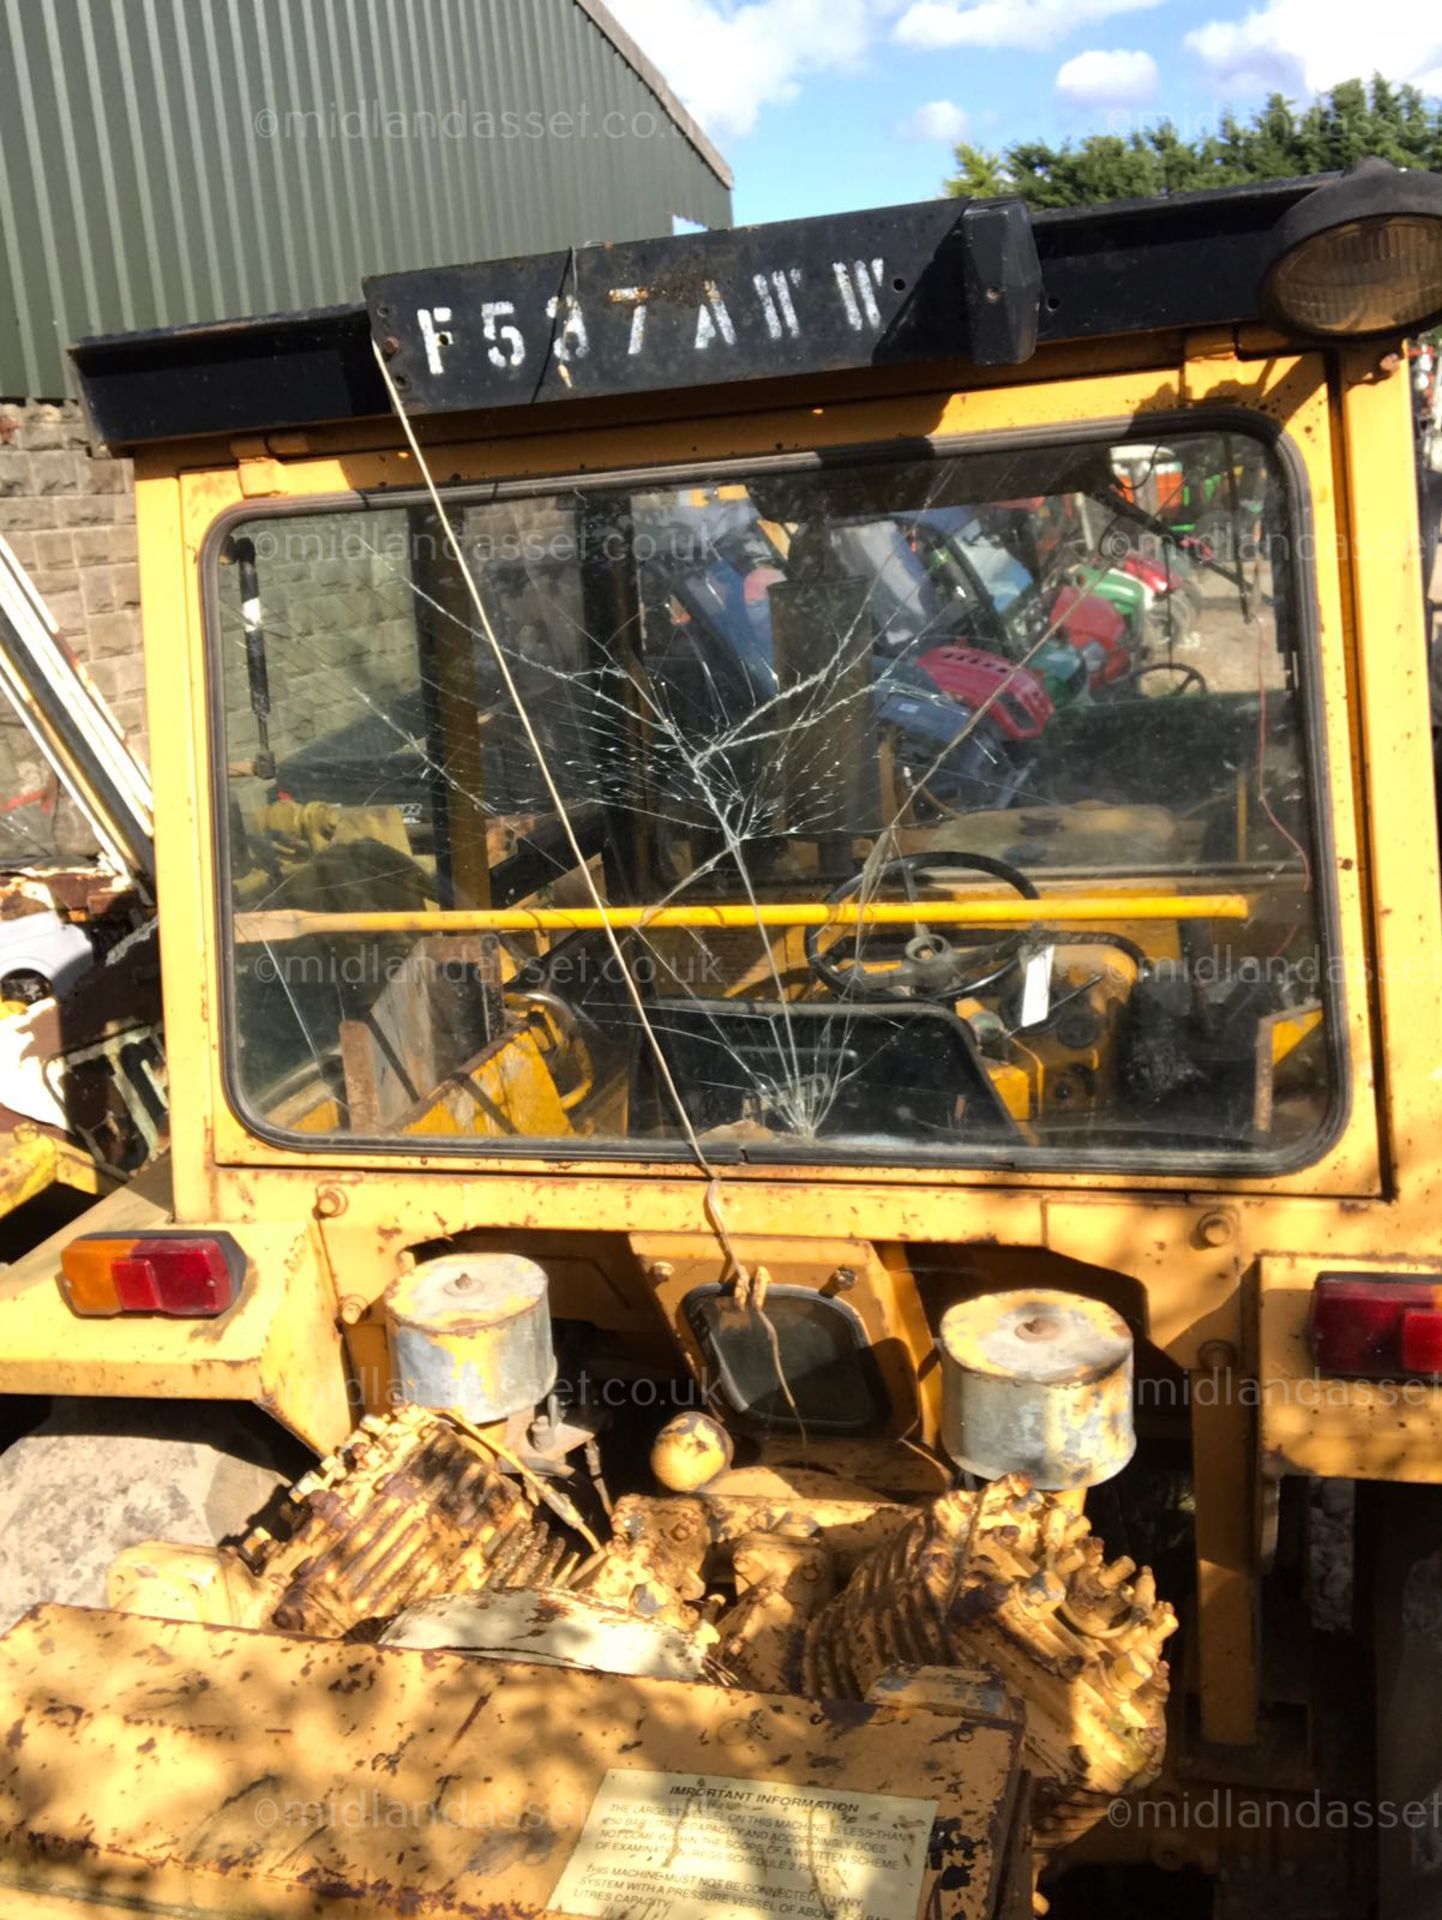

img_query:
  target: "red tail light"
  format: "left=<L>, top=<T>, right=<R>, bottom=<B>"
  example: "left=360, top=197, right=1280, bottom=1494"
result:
left=59, top=1233, right=244, bottom=1318
left=1310, top=1274, right=1442, bottom=1379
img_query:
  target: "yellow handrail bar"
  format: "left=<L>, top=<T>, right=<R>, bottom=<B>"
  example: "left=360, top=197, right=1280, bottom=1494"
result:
left=234, top=893, right=1250, bottom=944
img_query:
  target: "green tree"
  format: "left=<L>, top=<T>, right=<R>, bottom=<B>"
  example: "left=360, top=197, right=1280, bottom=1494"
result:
left=944, top=76, right=1442, bottom=206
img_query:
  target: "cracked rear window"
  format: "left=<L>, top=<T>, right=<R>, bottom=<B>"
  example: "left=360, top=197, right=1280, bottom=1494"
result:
left=211, top=428, right=1337, bottom=1168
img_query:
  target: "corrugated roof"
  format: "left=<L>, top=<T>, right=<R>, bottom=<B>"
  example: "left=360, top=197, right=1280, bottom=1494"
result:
left=0, top=0, right=732, bottom=399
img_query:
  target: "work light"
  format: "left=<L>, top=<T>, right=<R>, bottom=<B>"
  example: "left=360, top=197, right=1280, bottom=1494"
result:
left=1261, top=159, right=1442, bottom=338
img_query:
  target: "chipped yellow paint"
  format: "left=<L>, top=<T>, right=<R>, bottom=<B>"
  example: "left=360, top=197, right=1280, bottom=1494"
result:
left=0, top=1130, right=107, bottom=1218
left=0, top=1604, right=1025, bottom=1920
left=0, top=1162, right=350, bottom=1452
left=152, top=347, right=1382, bottom=1208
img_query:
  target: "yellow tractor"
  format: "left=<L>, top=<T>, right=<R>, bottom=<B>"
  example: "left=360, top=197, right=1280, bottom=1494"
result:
left=0, top=158, right=1438, bottom=1919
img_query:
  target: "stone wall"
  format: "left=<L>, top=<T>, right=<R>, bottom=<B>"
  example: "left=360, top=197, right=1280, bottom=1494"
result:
left=0, top=401, right=144, bottom=761
left=0, top=426, right=595, bottom=849
left=214, top=500, right=588, bottom=813
left=215, top=506, right=423, bottom=775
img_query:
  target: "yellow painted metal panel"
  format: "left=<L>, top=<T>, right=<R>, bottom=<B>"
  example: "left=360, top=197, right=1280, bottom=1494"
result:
left=1338, top=350, right=1442, bottom=1210
left=1258, top=1252, right=1442, bottom=1483
left=0, top=1162, right=352, bottom=1452
left=234, top=893, right=1251, bottom=942
left=0, top=1604, right=1024, bottom=1920
left=154, top=350, right=1379, bottom=1213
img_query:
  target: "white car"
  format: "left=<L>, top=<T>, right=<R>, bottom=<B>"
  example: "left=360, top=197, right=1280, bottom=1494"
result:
left=0, top=902, right=96, bottom=1004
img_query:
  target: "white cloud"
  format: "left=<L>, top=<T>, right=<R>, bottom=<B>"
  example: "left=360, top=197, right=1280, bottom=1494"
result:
left=1056, top=47, right=1158, bottom=106
left=1183, top=6, right=1442, bottom=96
left=898, top=98, right=971, bottom=140
left=605, top=0, right=877, bottom=139
left=894, top=0, right=1161, bottom=53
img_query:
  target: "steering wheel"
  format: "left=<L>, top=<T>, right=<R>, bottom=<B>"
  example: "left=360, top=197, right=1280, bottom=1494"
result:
left=1134, top=661, right=1207, bottom=697
left=805, top=850, right=1040, bottom=1002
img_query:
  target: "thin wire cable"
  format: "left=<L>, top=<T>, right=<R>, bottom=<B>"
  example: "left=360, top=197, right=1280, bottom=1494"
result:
left=372, top=338, right=749, bottom=1279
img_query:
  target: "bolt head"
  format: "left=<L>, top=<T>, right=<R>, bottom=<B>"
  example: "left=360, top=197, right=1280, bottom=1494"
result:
left=1195, top=1210, right=1234, bottom=1248
left=1198, top=1338, right=1237, bottom=1373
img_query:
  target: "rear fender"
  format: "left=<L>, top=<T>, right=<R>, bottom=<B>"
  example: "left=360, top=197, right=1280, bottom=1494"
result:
left=0, top=1161, right=351, bottom=1452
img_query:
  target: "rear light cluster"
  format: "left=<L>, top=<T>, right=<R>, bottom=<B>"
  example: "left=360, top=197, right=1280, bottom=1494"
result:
left=1310, top=1274, right=1442, bottom=1380
left=58, top=1233, right=245, bottom=1318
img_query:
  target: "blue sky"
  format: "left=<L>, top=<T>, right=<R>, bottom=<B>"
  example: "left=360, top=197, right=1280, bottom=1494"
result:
left=608, top=0, right=1442, bottom=225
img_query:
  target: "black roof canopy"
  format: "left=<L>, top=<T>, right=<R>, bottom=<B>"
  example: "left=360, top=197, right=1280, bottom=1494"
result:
left=71, top=172, right=1360, bottom=451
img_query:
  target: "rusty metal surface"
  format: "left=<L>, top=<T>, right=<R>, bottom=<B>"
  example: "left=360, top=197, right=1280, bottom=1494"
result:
left=0, top=1602, right=1026, bottom=1920
left=650, top=1411, right=734, bottom=1491
left=0, top=1172, right=351, bottom=1454
left=385, top=1252, right=556, bottom=1424
left=0, top=869, right=140, bottom=923
left=713, top=1533, right=835, bottom=1693
left=233, top=1404, right=575, bottom=1636
left=1259, top=1252, right=1442, bottom=1481
left=0, top=1124, right=81, bottom=1219
left=937, top=1289, right=1135, bottom=1489
left=802, top=1476, right=1176, bottom=1845
left=380, top=1587, right=712, bottom=1681
left=0, top=872, right=160, bottom=1215
left=571, top=1491, right=714, bottom=1637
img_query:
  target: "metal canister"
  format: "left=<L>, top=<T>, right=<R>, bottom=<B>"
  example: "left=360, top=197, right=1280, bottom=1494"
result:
left=937, top=1289, right=1134, bottom=1489
left=385, top=1253, right=555, bottom=1423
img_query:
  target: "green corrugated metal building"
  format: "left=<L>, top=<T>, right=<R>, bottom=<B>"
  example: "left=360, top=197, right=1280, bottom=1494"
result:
left=0, top=0, right=733, bottom=398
